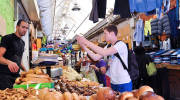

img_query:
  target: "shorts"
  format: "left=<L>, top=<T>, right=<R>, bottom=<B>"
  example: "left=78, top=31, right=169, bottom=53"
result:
left=111, top=81, right=132, bottom=92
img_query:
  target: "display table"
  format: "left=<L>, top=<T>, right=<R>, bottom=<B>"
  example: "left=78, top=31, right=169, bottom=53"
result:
left=156, top=64, right=180, bottom=100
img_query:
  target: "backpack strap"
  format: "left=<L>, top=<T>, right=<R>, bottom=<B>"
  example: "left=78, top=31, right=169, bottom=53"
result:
left=113, top=40, right=128, bottom=70
left=114, top=53, right=128, bottom=70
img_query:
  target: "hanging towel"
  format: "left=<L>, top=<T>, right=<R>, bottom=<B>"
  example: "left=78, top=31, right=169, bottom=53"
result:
left=114, top=0, right=131, bottom=18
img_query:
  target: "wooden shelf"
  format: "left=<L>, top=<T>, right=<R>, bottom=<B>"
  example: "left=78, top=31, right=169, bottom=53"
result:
left=156, top=63, right=180, bottom=70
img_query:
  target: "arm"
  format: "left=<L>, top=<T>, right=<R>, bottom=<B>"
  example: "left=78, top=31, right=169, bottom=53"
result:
left=77, top=35, right=117, bottom=56
left=89, top=64, right=106, bottom=74
left=81, top=44, right=103, bottom=61
left=0, top=47, right=19, bottom=72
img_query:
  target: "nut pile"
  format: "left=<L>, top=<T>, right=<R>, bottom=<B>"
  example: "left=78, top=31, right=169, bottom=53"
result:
left=55, top=77, right=99, bottom=96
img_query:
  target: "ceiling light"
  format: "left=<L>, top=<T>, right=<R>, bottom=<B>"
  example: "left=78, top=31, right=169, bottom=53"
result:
left=64, top=24, right=69, bottom=30
left=72, top=3, right=80, bottom=11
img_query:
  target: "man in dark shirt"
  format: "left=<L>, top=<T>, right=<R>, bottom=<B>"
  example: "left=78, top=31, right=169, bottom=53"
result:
left=0, top=19, right=28, bottom=89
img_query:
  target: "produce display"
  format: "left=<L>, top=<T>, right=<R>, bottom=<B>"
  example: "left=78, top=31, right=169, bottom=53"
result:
left=55, top=77, right=99, bottom=96
left=62, top=66, right=82, bottom=81
left=15, top=67, right=53, bottom=85
left=89, top=86, right=165, bottom=100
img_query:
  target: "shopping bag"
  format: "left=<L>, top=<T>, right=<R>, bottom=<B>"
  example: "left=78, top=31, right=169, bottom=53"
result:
left=146, top=62, right=157, bottom=76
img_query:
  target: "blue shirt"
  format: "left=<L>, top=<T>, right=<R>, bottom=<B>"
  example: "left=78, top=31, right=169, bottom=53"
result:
left=95, top=59, right=107, bottom=86
left=134, top=19, right=144, bottom=42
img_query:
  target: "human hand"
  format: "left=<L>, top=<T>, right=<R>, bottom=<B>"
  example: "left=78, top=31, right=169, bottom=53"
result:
left=76, top=35, right=86, bottom=45
left=89, top=65, right=96, bottom=69
left=8, top=61, right=19, bottom=73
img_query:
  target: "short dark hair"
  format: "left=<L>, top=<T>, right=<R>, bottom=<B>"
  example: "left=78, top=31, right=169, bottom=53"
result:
left=17, top=19, right=28, bottom=26
left=104, top=24, right=118, bottom=36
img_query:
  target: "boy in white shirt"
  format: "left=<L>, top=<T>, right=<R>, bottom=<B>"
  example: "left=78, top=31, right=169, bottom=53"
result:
left=76, top=24, right=132, bottom=92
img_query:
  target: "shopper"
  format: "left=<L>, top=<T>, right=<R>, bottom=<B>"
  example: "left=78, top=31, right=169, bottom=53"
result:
left=89, top=58, right=107, bottom=86
left=0, top=19, right=28, bottom=90
left=76, top=24, right=132, bottom=92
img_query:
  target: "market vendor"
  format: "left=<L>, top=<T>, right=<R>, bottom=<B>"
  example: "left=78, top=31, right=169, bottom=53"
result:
left=0, top=19, right=28, bottom=90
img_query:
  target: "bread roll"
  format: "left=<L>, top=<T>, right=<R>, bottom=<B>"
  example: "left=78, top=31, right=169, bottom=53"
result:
left=89, top=94, right=97, bottom=100
left=26, top=69, right=35, bottom=74
left=97, top=87, right=115, bottom=100
left=79, top=95, right=86, bottom=100
left=119, top=92, right=134, bottom=100
left=38, top=88, right=49, bottom=100
left=137, top=86, right=154, bottom=98
left=34, top=67, right=44, bottom=74
left=139, top=91, right=164, bottom=100
left=26, top=74, right=50, bottom=79
left=64, top=92, right=73, bottom=100
left=72, top=93, right=80, bottom=100
left=126, top=97, right=138, bottom=100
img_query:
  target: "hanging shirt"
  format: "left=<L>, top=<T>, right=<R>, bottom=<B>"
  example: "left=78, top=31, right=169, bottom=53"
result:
left=162, top=38, right=171, bottom=50
left=144, top=19, right=152, bottom=36
left=129, top=0, right=163, bottom=13
left=89, top=0, right=107, bottom=23
left=113, top=0, right=131, bottom=18
left=134, top=19, right=144, bottom=42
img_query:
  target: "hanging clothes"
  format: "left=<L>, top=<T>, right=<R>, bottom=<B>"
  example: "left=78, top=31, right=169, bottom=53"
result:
left=89, top=0, right=107, bottom=23
left=97, top=0, right=106, bottom=18
left=151, top=18, right=159, bottom=35
left=134, top=19, right=144, bottom=43
left=160, top=14, right=171, bottom=34
left=167, top=8, right=178, bottom=37
left=113, top=0, right=131, bottom=18
left=144, top=19, right=152, bottom=36
left=163, top=0, right=170, bottom=13
left=89, top=0, right=98, bottom=23
left=129, top=0, right=163, bottom=13
left=159, top=37, right=171, bottom=50
left=151, top=14, right=171, bottom=35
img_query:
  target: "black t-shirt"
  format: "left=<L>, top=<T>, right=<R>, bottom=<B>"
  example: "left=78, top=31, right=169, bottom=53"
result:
left=0, top=33, right=25, bottom=75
